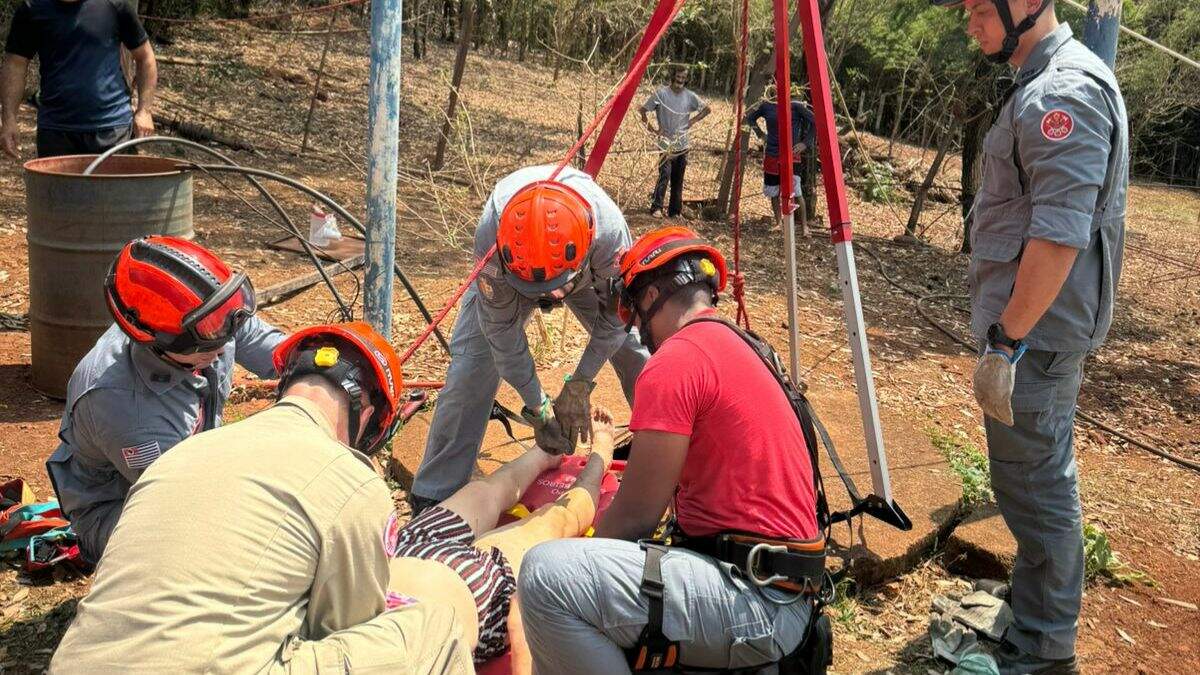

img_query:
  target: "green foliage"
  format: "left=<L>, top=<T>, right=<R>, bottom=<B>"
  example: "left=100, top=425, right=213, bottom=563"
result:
left=928, top=428, right=993, bottom=506
left=859, top=160, right=898, bottom=204
left=1083, top=523, right=1155, bottom=587
left=827, top=577, right=860, bottom=630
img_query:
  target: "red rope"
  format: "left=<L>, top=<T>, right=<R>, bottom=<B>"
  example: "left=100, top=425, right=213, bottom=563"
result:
left=397, top=244, right=496, bottom=366
left=729, top=0, right=751, bottom=330
left=397, top=0, right=687, bottom=368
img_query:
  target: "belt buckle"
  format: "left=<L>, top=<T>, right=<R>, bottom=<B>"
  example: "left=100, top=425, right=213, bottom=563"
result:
left=745, top=542, right=788, bottom=588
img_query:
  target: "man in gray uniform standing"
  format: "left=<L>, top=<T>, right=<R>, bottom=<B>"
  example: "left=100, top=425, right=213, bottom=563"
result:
left=410, top=165, right=648, bottom=513
left=932, top=0, right=1128, bottom=672
left=46, top=236, right=285, bottom=565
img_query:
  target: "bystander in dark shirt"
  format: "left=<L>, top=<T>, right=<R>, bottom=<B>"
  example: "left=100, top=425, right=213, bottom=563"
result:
left=4, top=0, right=147, bottom=131
left=745, top=100, right=816, bottom=157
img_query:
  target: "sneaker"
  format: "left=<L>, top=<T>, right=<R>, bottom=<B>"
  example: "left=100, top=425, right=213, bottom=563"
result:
left=995, top=640, right=1079, bottom=675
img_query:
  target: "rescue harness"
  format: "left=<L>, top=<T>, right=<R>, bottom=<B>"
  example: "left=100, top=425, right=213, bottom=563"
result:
left=623, top=315, right=879, bottom=674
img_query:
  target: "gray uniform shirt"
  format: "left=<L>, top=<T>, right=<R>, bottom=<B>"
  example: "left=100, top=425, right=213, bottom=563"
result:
left=473, top=165, right=632, bottom=410
left=641, top=85, right=706, bottom=152
left=46, top=317, right=284, bottom=522
left=970, top=24, right=1128, bottom=352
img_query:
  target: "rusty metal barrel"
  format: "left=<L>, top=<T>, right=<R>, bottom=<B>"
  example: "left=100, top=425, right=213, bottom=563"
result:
left=24, top=155, right=194, bottom=398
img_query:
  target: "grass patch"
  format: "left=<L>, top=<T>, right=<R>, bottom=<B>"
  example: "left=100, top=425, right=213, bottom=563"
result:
left=928, top=428, right=993, bottom=506
left=1083, top=523, right=1155, bottom=587
left=827, top=577, right=860, bottom=631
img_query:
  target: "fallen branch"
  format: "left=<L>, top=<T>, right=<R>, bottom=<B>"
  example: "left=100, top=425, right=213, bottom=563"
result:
left=159, top=116, right=263, bottom=156
left=157, top=55, right=224, bottom=67
left=259, top=254, right=366, bottom=308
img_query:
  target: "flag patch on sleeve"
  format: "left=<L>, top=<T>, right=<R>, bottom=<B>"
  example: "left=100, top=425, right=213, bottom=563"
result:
left=121, top=440, right=161, bottom=470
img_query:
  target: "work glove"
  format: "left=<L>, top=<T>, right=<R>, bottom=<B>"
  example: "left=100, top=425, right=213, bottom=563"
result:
left=972, top=346, right=1026, bottom=427
left=522, top=394, right=573, bottom=456
left=553, top=375, right=596, bottom=449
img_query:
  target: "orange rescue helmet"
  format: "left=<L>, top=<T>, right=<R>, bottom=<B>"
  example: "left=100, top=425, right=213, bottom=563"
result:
left=105, top=236, right=257, bottom=354
left=496, top=180, right=595, bottom=296
left=614, top=226, right=727, bottom=326
left=272, top=321, right=404, bottom=454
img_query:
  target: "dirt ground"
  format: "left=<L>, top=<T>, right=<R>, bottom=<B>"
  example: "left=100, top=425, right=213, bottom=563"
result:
left=1, top=21, right=1198, bottom=674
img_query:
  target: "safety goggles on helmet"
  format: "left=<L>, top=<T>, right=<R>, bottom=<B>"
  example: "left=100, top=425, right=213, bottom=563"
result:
left=105, top=236, right=258, bottom=355
left=165, top=272, right=256, bottom=353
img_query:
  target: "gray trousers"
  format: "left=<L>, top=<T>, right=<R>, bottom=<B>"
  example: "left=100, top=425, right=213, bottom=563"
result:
left=984, top=349, right=1086, bottom=660
left=412, top=286, right=646, bottom=501
left=70, top=500, right=122, bottom=566
left=517, top=539, right=811, bottom=674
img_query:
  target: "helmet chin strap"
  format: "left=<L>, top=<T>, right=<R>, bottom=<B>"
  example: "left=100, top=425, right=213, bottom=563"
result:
left=988, top=0, right=1051, bottom=64
left=627, top=268, right=720, bottom=354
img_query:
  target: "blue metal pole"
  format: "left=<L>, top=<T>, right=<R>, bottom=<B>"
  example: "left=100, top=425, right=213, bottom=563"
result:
left=1082, top=0, right=1121, bottom=70
left=365, top=0, right=402, bottom=339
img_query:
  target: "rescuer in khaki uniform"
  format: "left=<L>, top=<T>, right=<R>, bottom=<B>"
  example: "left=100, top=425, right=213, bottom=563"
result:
left=51, top=322, right=472, bottom=674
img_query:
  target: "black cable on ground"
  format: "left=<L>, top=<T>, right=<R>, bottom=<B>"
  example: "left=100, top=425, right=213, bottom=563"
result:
left=179, top=162, right=455, bottom=354
left=859, top=243, right=1200, bottom=475
left=86, top=137, right=353, bottom=320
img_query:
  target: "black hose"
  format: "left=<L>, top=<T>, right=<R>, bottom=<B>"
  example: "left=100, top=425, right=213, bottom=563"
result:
left=85, top=137, right=352, bottom=319
left=859, top=243, right=1200, bottom=475
left=182, top=162, right=452, bottom=353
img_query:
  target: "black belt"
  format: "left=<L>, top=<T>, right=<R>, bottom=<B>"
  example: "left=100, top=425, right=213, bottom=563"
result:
left=671, top=531, right=827, bottom=593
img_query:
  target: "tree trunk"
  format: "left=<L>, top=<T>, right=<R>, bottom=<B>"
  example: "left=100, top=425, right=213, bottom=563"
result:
left=518, top=2, right=530, bottom=62
left=905, top=118, right=952, bottom=237
left=959, top=110, right=988, bottom=254
left=715, top=6, right=803, bottom=215
left=875, top=93, right=887, bottom=134
left=433, top=0, right=476, bottom=170
left=889, top=75, right=906, bottom=156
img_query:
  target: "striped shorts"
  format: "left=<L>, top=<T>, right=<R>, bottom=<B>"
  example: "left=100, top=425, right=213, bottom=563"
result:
left=391, top=507, right=516, bottom=662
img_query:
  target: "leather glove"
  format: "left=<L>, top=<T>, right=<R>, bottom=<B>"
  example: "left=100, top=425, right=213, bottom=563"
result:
left=972, top=346, right=1026, bottom=427
left=553, top=375, right=596, bottom=449
left=522, top=394, right=572, bottom=455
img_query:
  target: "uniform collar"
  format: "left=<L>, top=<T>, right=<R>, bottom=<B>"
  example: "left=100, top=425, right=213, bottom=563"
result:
left=275, top=395, right=338, bottom=441
left=130, top=342, right=201, bottom=395
left=1017, top=23, right=1073, bottom=84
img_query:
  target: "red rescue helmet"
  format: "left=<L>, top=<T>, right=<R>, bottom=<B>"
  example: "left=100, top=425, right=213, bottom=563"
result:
left=272, top=322, right=405, bottom=454
left=105, top=236, right=257, bottom=355
left=614, top=226, right=727, bottom=326
left=496, top=180, right=595, bottom=296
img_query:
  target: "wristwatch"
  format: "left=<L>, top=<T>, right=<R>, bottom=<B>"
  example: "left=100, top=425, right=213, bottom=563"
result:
left=987, top=322, right=1023, bottom=351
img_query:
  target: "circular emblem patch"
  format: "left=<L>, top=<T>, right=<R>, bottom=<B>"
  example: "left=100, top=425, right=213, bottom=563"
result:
left=382, top=510, right=402, bottom=558
left=1040, top=109, right=1073, bottom=142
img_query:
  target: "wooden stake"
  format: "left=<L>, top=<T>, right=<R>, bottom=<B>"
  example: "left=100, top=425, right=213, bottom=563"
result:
left=301, top=6, right=341, bottom=155
left=433, top=0, right=476, bottom=171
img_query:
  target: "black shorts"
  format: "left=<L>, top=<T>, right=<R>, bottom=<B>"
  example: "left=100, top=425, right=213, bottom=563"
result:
left=36, top=124, right=134, bottom=158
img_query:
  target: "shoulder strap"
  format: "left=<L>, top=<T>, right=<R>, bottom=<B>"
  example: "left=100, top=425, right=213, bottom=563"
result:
left=684, top=316, right=866, bottom=533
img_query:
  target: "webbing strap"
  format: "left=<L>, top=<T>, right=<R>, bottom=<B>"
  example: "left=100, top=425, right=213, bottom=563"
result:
left=627, top=544, right=679, bottom=671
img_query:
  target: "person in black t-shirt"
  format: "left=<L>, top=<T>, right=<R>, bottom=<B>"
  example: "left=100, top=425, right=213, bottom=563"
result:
left=1, top=0, right=157, bottom=159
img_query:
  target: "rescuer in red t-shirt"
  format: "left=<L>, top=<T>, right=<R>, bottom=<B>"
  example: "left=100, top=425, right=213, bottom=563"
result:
left=517, top=227, right=830, bottom=674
